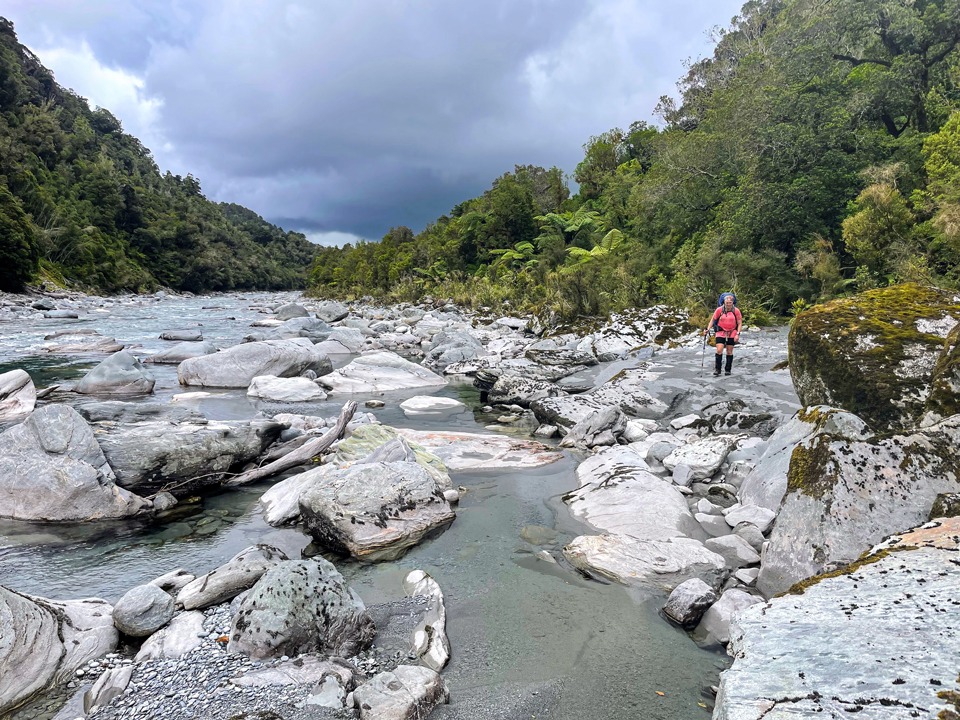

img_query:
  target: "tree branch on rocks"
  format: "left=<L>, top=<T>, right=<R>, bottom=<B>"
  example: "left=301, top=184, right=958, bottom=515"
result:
left=224, top=401, right=358, bottom=487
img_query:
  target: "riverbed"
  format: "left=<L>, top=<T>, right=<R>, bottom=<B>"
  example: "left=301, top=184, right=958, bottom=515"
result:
left=0, top=292, right=798, bottom=719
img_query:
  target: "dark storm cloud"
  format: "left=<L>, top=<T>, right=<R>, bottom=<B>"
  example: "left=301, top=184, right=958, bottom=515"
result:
left=4, top=0, right=745, bottom=242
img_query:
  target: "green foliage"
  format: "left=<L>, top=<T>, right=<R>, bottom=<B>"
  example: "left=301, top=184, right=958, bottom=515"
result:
left=0, top=19, right=316, bottom=293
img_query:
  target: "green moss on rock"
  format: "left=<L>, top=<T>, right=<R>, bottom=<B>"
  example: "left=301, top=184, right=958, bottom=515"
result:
left=782, top=545, right=916, bottom=596
left=926, top=323, right=960, bottom=422
left=789, top=284, right=960, bottom=432
left=786, top=436, right=840, bottom=501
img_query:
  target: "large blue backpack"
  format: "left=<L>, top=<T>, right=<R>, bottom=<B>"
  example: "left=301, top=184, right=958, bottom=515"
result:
left=713, top=292, right=740, bottom=332
left=718, top=292, right=737, bottom=308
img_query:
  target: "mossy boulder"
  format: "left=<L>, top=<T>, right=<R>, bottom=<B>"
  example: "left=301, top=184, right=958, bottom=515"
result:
left=924, top=321, right=960, bottom=424
left=756, top=414, right=960, bottom=596
left=788, top=284, right=960, bottom=432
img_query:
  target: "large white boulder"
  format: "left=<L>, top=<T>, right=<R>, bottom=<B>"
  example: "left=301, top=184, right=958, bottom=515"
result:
left=246, top=375, right=327, bottom=402
left=0, top=368, right=35, bottom=420
left=318, top=351, right=448, bottom=393
left=0, top=404, right=150, bottom=521
left=177, top=338, right=332, bottom=388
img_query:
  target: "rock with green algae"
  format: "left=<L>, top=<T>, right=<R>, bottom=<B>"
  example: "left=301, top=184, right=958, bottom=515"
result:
left=756, top=414, right=960, bottom=597
left=715, top=518, right=960, bottom=720
left=788, top=283, right=960, bottom=432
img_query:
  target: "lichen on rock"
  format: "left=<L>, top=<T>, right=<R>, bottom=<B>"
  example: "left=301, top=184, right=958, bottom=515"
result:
left=789, top=283, right=960, bottom=431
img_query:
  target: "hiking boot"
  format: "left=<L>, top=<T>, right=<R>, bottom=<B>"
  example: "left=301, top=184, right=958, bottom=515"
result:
left=724, top=370, right=731, bottom=375
left=713, top=369, right=721, bottom=376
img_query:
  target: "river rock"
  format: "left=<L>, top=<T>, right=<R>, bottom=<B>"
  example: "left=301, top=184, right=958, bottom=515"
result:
left=589, top=367, right=669, bottom=418
left=403, top=570, right=450, bottom=672
left=159, top=329, right=203, bottom=341
left=177, top=338, right=332, bottom=388
left=757, top=414, right=960, bottom=597
left=318, top=351, right=448, bottom=394
left=112, top=584, right=175, bottom=637
left=563, top=534, right=727, bottom=592
left=83, top=665, right=133, bottom=714
left=423, top=329, right=487, bottom=371
left=134, top=610, right=205, bottom=661
left=144, top=340, right=218, bottom=364
left=41, top=330, right=124, bottom=354
left=662, top=578, right=718, bottom=627
left=396, top=428, right=562, bottom=470
left=315, top=300, right=350, bottom=322
left=704, top=535, right=761, bottom=570
left=564, top=446, right=705, bottom=540
left=228, top=558, right=375, bottom=659
left=531, top=394, right=617, bottom=429
left=247, top=375, right=327, bottom=402
left=0, top=404, right=150, bottom=521
left=399, top=396, right=467, bottom=417
left=331, top=425, right=449, bottom=473
left=354, top=664, right=449, bottom=720
left=75, top=350, right=156, bottom=395
left=737, top=406, right=872, bottom=513
left=43, top=309, right=78, bottom=319
left=789, top=283, right=960, bottom=431
left=96, top=418, right=283, bottom=495
left=149, top=568, right=196, bottom=595
left=663, top=434, right=739, bottom=480
left=177, top=544, right=289, bottom=610
left=325, top=327, right=367, bottom=353
left=695, top=588, right=762, bottom=646
left=559, top=405, right=627, bottom=449
left=0, top=368, right=35, bottom=420
left=0, top=586, right=118, bottom=717
left=299, top=461, right=456, bottom=561
left=716, top=518, right=960, bottom=719
left=275, top=302, right=309, bottom=320
left=525, top=344, right=597, bottom=367
left=487, top=374, right=562, bottom=407
left=245, top=317, right=332, bottom=343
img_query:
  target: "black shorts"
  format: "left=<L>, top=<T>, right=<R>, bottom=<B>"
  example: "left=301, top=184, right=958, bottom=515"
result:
left=715, top=336, right=738, bottom=346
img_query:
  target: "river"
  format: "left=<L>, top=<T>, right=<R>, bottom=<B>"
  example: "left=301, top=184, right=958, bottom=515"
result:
left=0, top=292, right=798, bottom=719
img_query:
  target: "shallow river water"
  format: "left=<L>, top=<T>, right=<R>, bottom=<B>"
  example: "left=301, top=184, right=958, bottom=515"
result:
left=0, top=293, right=799, bottom=719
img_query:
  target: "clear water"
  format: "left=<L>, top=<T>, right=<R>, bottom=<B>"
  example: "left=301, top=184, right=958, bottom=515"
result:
left=0, top=293, right=743, bottom=719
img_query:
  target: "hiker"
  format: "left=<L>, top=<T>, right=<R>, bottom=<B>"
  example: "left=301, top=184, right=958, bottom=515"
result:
left=704, top=292, right=743, bottom=376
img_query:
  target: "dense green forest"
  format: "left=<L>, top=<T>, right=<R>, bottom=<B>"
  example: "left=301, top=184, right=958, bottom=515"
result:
left=309, top=0, right=960, bottom=322
left=0, top=18, right=317, bottom=294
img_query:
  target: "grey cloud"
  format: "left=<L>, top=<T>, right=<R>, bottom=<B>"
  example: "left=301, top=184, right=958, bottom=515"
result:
left=5, top=0, right=745, bottom=242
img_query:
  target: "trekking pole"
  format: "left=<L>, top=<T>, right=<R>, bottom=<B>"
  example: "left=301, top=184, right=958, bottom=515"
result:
left=700, top=331, right=707, bottom=376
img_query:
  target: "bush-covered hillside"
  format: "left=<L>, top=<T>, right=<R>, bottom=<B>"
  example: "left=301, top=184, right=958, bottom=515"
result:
left=309, top=0, right=960, bottom=322
left=0, top=18, right=317, bottom=293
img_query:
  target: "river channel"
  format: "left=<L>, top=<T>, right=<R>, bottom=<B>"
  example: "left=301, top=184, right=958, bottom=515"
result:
left=0, top=292, right=743, bottom=719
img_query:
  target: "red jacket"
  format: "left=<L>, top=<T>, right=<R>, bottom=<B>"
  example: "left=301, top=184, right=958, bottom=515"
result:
left=712, top=307, right=741, bottom=338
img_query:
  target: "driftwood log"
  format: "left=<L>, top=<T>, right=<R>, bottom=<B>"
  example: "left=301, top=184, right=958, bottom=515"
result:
left=224, top=401, right=357, bottom=486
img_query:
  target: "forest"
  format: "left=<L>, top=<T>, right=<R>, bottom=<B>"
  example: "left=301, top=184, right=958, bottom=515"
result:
left=308, top=0, right=960, bottom=322
left=0, top=18, right=317, bottom=294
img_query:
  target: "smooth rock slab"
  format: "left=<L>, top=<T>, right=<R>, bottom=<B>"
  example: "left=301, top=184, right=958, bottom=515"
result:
left=354, top=664, right=449, bottom=720
left=0, top=587, right=118, bottom=716
left=715, top=518, right=960, bottom=719
left=318, top=351, right=448, bottom=393
left=563, top=534, right=726, bottom=592
left=397, top=428, right=562, bottom=470
left=143, top=340, right=218, bottom=364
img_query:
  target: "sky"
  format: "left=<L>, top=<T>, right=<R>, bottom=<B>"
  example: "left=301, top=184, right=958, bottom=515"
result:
left=4, top=0, right=744, bottom=245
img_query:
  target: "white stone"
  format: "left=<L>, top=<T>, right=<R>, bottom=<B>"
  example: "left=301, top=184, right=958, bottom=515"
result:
left=695, top=589, right=762, bottom=646
left=663, top=435, right=739, bottom=480
left=318, top=351, right=448, bottom=393
left=724, top=505, right=776, bottom=534
left=399, top=396, right=467, bottom=417
left=246, top=375, right=327, bottom=402
left=704, top=535, right=762, bottom=570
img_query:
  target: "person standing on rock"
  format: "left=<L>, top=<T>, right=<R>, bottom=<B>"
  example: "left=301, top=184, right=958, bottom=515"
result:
left=704, top=292, right=742, bottom=376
